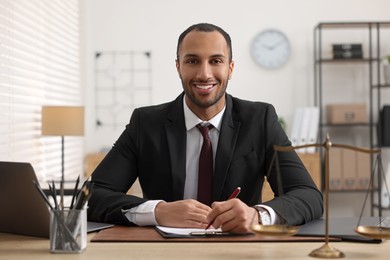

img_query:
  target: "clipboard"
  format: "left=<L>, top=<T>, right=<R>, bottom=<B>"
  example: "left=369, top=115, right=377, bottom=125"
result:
left=155, top=226, right=252, bottom=238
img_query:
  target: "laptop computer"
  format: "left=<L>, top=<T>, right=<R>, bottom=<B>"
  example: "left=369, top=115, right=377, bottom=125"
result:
left=0, top=161, right=113, bottom=238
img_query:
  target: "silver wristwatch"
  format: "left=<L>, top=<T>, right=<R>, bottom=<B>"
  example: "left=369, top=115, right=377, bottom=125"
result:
left=258, top=208, right=271, bottom=225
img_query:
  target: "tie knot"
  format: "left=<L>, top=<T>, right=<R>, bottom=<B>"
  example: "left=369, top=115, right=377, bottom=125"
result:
left=196, top=123, right=213, bottom=138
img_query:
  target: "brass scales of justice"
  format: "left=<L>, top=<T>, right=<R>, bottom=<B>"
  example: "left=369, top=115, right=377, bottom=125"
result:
left=251, top=135, right=390, bottom=258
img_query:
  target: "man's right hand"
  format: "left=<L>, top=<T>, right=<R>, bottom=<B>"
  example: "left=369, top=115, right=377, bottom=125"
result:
left=154, top=199, right=212, bottom=228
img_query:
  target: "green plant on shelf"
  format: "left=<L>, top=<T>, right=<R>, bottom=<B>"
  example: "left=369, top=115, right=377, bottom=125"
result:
left=278, top=117, right=286, bottom=131
left=382, top=55, right=390, bottom=65
left=382, top=55, right=390, bottom=85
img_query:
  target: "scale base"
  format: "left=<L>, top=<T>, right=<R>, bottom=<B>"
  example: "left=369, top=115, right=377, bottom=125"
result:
left=309, top=244, right=345, bottom=258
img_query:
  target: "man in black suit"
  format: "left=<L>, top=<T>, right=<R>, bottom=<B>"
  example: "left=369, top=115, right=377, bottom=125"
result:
left=88, top=23, right=323, bottom=233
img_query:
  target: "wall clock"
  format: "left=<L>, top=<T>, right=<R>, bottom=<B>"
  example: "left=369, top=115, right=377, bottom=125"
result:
left=250, top=29, right=291, bottom=69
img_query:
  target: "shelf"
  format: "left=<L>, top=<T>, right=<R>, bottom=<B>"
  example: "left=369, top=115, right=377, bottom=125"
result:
left=372, top=84, right=390, bottom=88
left=372, top=204, right=390, bottom=210
left=372, top=145, right=390, bottom=149
left=320, top=123, right=371, bottom=127
left=316, top=58, right=376, bottom=63
left=316, top=21, right=390, bottom=29
left=329, top=189, right=375, bottom=193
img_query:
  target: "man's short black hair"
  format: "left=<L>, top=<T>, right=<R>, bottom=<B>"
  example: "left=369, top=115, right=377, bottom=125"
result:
left=176, top=23, right=233, bottom=62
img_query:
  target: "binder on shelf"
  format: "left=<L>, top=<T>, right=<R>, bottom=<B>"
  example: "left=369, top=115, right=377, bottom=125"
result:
left=298, top=107, right=311, bottom=151
left=329, top=148, right=342, bottom=190
left=356, top=151, right=370, bottom=190
left=290, top=107, right=304, bottom=147
left=306, top=107, right=319, bottom=153
left=342, top=149, right=357, bottom=190
left=380, top=162, right=390, bottom=208
left=290, top=107, right=319, bottom=153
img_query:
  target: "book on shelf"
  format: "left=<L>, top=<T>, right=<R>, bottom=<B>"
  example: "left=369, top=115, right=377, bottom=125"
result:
left=379, top=105, right=390, bottom=146
left=333, top=50, right=363, bottom=59
left=332, top=43, right=362, bottom=52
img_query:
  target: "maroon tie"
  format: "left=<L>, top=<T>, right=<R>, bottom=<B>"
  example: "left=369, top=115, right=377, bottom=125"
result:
left=196, top=124, right=213, bottom=206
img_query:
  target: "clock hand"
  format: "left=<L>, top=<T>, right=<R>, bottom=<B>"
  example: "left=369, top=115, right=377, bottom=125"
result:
left=261, top=43, right=273, bottom=50
left=269, top=40, right=286, bottom=50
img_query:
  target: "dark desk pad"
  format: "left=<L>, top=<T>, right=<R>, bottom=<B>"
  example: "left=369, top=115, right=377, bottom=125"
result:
left=91, top=226, right=340, bottom=243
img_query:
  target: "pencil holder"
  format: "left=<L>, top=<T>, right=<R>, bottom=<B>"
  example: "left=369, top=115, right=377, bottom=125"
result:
left=49, top=208, right=87, bottom=253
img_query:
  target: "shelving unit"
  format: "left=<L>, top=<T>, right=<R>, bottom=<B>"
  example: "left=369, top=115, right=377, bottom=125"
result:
left=313, top=21, right=390, bottom=216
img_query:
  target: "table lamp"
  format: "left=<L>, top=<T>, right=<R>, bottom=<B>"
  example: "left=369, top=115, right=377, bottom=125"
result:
left=41, top=106, right=84, bottom=186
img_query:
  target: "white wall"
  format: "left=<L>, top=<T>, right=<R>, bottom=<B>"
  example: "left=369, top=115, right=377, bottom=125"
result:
left=81, top=0, right=390, bottom=153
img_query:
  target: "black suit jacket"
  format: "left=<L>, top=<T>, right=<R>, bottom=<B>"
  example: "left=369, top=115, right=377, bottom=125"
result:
left=88, top=93, right=323, bottom=226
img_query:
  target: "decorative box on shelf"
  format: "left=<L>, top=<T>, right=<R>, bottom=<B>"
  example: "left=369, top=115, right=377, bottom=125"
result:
left=326, top=103, right=368, bottom=124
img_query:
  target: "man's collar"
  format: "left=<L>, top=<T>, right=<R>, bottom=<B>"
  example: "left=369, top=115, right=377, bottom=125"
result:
left=183, top=96, right=225, bottom=131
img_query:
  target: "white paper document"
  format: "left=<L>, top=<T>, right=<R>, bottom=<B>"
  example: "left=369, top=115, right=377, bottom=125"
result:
left=156, top=226, right=222, bottom=236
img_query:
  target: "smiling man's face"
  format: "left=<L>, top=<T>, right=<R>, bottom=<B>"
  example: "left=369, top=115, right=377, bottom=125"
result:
left=176, top=30, right=234, bottom=120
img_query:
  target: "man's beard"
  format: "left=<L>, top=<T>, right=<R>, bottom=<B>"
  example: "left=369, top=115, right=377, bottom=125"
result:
left=181, top=79, right=228, bottom=109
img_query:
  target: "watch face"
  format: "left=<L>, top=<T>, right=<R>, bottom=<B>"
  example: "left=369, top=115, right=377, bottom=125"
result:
left=260, top=210, right=271, bottom=225
left=250, top=29, right=291, bottom=69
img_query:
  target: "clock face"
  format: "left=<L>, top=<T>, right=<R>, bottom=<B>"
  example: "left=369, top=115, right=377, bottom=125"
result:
left=250, top=29, right=291, bottom=69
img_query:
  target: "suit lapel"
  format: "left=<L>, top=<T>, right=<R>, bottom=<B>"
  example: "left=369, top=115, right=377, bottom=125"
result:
left=213, top=95, right=241, bottom=200
left=165, top=94, right=187, bottom=200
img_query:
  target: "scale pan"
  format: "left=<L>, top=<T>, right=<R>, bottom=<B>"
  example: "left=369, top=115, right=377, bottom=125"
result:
left=252, top=224, right=299, bottom=237
left=355, top=226, right=390, bottom=239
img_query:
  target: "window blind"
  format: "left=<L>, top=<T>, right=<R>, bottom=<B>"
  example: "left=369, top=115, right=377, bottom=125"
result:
left=0, top=0, right=82, bottom=184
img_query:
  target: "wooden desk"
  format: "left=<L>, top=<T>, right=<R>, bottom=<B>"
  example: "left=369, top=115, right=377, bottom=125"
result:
left=0, top=232, right=388, bottom=260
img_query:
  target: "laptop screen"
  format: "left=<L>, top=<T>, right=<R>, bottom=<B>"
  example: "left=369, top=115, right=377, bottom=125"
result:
left=0, top=161, right=50, bottom=238
left=0, top=161, right=114, bottom=238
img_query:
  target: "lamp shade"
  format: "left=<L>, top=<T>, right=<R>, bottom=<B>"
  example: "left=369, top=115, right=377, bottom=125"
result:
left=41, top=106, right=84, bottom=136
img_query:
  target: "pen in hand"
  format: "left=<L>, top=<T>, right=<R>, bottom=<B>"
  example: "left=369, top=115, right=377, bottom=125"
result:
left=205, top=187, right=241, bottom=230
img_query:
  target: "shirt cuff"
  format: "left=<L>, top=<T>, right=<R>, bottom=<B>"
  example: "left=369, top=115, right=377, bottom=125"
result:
left=122, top=200, right=164, bottom=226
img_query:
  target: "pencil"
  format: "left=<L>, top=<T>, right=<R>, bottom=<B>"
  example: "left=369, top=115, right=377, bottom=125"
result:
left=205, top=187, right=241, bottom=230
left=70, top=176, right=80, bottom=209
